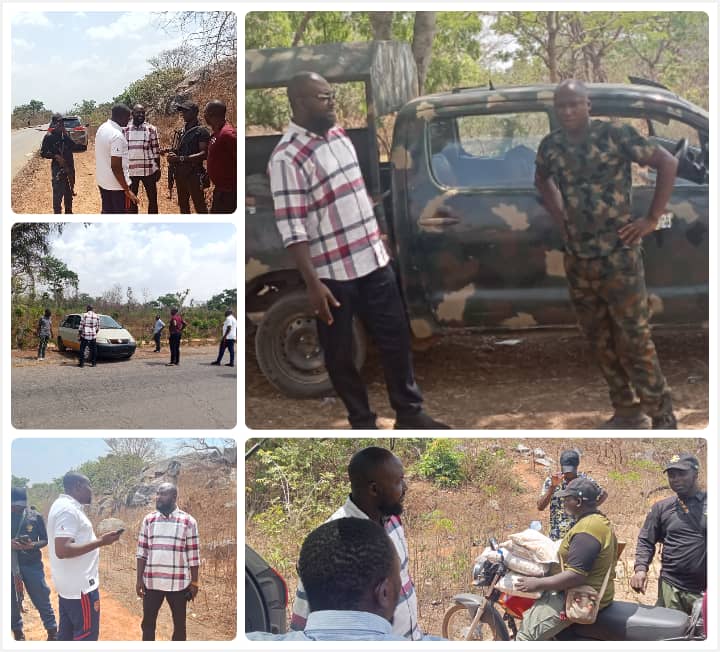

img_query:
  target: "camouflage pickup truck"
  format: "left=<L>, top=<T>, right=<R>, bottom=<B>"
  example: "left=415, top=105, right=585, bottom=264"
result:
left=246, top=42, right=708, bottom=398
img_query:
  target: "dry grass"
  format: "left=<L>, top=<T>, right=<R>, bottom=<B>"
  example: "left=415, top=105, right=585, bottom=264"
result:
left=245, top=437, right=706, bottom=637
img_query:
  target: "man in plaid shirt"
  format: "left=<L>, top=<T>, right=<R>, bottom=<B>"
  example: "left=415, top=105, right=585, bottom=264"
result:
left=123, top=104, right=161, bottom=214
left=136, top=483, right=200, bottom=641
left=77, top=305, right=100, bottom=368
left=268, top=72, right=448, bottom=430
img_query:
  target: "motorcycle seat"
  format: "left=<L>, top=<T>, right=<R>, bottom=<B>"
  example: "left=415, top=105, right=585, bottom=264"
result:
left=562, top=600, right=690, bottom=641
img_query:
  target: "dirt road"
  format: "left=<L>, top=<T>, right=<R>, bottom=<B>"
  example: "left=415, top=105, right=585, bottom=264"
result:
left=245, top=328, right=708, bottom=429
left=11, top=139, right=208, bottom=214
left=12, top=344, right=236, bottom=429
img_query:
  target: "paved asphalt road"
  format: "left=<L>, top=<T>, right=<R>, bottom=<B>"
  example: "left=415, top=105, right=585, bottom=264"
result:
left=11, top=125, right=48, bottom=178
left=11, top=346, right=236, bottom=429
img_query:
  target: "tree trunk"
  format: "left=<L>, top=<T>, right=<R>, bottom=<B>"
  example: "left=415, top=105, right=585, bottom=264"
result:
left=546, top=12, right=560, bottom=83
left=291, top=12, right=315, bottom=46
left=369, top=12, right=394, bottom=40
left=412, top=11, right=437, bottom=95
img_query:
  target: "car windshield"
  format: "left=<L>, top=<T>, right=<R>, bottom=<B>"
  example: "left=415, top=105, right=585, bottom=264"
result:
left=99, top=316, right=123, bottom=329
left=63, top=118, right=81, bottom=128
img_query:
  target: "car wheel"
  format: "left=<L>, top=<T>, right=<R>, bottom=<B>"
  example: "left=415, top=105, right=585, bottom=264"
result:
left=56, top=337, right=66, bottom=352
left=254, top=289, right=367, bottom=399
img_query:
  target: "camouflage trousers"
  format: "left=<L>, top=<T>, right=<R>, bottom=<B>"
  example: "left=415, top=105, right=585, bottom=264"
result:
left=657, top=578, right=703, bottom=616
left=564, top=247, right=671, bottom=418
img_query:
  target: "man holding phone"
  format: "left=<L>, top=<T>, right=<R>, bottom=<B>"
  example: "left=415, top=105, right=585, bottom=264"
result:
left=48, top=473, right=123, bottom=641
left=136, top=483, right=200, bottom=641
left=537, top=449, right=608, bottom=540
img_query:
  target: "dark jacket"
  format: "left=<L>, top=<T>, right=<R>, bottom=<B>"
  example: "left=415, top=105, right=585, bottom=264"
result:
left=41, top=129, right=86, bottom=175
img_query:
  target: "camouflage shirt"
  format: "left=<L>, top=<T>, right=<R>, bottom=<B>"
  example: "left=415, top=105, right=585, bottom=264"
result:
left=535, top=120, right=658, bottom=258
left=540, top=471, right=601, bottom=541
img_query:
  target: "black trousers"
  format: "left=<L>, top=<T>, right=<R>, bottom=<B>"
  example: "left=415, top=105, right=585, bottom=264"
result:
left=316, top=264, right=423, bottom=428
left=78, top=338, right=97, bottom=366
left=52, top=177, right=73, bottom=214
left=129, top=175, right=159, bottom=214
left=169, top=333, right=181, bottom=364
left=141, top=589, right=187, bottom=641
left=98, top=187, right=127, bottom=214
left=153, top=332, right=161, bottom=351
left=210, top=188, right=237, bottom=213
left=174, top=172, right=208, bottom=214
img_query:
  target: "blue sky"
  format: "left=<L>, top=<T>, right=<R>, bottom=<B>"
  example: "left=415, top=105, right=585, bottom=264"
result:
left=47, top=223, right=236, bottom=303
left=11, top=438, right=229, bottom=484
left=11, top=11, right=191, bottom=111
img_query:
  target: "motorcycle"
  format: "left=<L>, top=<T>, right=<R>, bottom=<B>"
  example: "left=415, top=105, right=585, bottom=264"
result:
left=442, top=527, right=705, bottom=642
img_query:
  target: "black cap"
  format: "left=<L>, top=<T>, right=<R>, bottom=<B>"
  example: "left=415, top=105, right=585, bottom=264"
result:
left=11, top=487, right=28, bottom=506
left=560, top=449, right=580, bottom=473
left=664, top=453, right=700, bottom=472
left=555, top=477, right=601, bottom=503
left=174, top=100, right=198, bottom=112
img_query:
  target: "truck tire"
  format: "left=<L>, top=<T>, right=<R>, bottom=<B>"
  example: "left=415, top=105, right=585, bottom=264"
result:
left=254, top=289, right=367, bottom=398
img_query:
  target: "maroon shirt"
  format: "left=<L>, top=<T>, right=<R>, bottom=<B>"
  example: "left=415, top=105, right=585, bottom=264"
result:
left=169, top=313, right=186, bottom=335
left=207, top=121, right=237, bottom=191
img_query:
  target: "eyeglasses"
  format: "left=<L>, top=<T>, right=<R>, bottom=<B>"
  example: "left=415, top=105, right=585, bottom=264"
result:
left=307, top=91, right=336, bottom=103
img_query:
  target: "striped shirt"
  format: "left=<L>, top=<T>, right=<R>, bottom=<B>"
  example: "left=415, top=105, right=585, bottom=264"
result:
left=136, top=508, right=200, bottom=592
left=290, top=497, right=421, bottom=640
left=78, top=311, right=100, bottom=340
left=268, top=121, right=389, bottom=281
left=122, top=122, right=160, bottom=177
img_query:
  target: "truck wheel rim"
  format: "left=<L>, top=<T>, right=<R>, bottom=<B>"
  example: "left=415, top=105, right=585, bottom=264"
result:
left=281, top=316, right=324, bottom=373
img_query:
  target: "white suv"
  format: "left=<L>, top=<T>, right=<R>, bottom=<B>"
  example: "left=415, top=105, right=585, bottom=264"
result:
left=56, top=313, right=137, bottom=360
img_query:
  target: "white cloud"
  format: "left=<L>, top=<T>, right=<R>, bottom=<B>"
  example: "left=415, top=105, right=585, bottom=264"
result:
left=50, top=224, right=236, bottom=303
left=12, top=38, right=34, bottom=51
left=73, top=11, right=87, bottom=18
left=86, top=13, right=148, bottom=41
left=11, top=13, right=50, bottom=27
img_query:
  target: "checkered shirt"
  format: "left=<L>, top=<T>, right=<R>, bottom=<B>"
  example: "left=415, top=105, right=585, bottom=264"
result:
left=268, top=121, right=389, bottom=281
left=122, top=122, right=160, bottom=177
left=78, top=311, right=100, bottom=339
left=136, top=508, right=200, bottom=592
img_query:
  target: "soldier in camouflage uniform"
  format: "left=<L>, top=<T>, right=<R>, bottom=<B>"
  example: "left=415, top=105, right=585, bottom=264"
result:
left=535, top=80, right=678, bottom=429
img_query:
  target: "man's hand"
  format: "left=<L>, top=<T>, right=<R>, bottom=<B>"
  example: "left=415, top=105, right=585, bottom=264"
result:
left=307, top=281, right=341, bottom=325
left=515, top=576, right=543, bottom=593
left=550, top=471, right=564, bottom=487
left=124, top=189, right=139, bottom=205
left=166, top=152, right=179, bottom=163
left=11, top=539, right=35, bottom=551
left=136, top=582, right=146, bottom=598
left=153, top=168, right=162, bottom=183
left=188, top=583, right=199, bottom=600
left=99, top=530, right=122, bottom=547
left=629, top=570, right=648, bottom=594
left=618, top=218, right=658, bottom=246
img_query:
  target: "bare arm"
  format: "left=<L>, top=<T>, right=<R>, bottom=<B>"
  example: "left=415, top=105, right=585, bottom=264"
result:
left=618, top=147, right=678, bottom=245
left=54, top=530, right=120, bottom=559
left=136, top=557, right=147, bottom=597
left=287, top=242, right=340, bottom=325
left=517, top=569, right=588, bottom=594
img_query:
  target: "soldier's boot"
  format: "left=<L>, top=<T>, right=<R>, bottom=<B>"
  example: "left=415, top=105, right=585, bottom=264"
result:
left=598, top=412, right=650, bottom=429
left=13, top=630, right=25, bottom=641
left=394, top=411, right=451, bottom=430
left=46, top=628, right=58, bottom=641
left=650, top=394, right=677, bottom=430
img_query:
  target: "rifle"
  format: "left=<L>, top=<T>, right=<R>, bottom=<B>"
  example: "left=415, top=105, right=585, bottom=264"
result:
left=11, top=549, right=25, bottom=614
left=166, top=129, right=181, bottom=200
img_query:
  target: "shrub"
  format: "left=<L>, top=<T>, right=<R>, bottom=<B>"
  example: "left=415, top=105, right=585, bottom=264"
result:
left=414, top=439, right=466, bottom=488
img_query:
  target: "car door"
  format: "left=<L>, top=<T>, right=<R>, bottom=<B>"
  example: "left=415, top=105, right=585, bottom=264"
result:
left=61, top=315, right=81, bottom=350
left=395, top=100, right=572, bottom=332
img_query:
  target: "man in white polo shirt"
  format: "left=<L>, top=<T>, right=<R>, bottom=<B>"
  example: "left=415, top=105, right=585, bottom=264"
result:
left=48, top=472, right=123, bottom=641
left=211, top=308, right=237, bottom=367
left=95, top=103, right=138, bottom=213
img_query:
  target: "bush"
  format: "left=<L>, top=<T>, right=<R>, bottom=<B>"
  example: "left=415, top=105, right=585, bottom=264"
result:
left=414, top=439, right=466, bottom=488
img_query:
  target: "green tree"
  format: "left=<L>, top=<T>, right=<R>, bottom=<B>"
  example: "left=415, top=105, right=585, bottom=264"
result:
left=114, top=68, right=186, bottom=111
left=11, top=224, right=65, bottom=297
left=155, top=289, right=190, bottom=309
left=104, top=438, right=162, bottom=462
left=11, top=475, right=30, bottom=487
left=76, top=454, right=146, bottom=511
left=206, top=288, right=237, bottom=311
left=40, top=256, right=79, bottom=305
left=69, top=99, right=97, bottom=118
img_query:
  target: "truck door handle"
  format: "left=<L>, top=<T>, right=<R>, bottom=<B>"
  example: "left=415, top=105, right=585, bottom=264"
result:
left=418, top=213, right=462, bottom=227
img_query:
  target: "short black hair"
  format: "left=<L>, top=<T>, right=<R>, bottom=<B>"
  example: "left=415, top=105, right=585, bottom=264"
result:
left=348, top=447, right=394, bottom=488
left=63, top=472, right=88, bottom=493
left=111, top=103, right=131, bottom=121
left=298, top=518, right=396, bottom=612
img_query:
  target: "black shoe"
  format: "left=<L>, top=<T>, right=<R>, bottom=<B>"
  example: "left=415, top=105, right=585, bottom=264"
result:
left=78, top=364, right=84, bottom=368
left=394, top=412, right=451, bottom=429
left=210, top=361, right=221, bottom=365
left=652, top=413, right=678, bottom=429
left=224, top=363, right=234, bottom=367
left=13, top=630, right=25, bottom=641
left=47, top=628, right=58, bottom=641
left=91, top=363, right=96, bottom=367
left=165, top=362, right=176, bottom=366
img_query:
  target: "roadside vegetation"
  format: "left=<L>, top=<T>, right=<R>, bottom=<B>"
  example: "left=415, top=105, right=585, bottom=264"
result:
left=245, top=437, right=706, bottom=635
